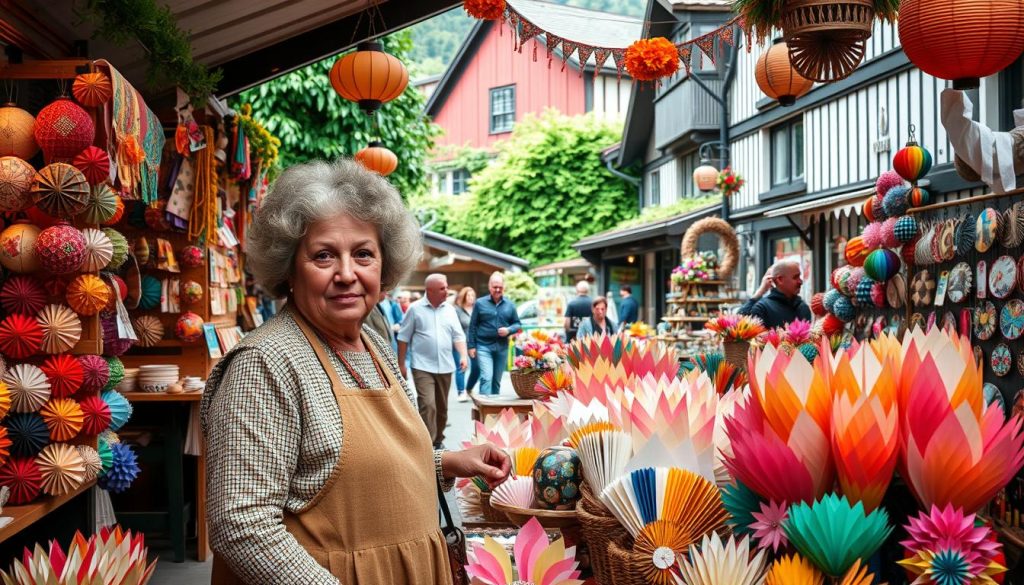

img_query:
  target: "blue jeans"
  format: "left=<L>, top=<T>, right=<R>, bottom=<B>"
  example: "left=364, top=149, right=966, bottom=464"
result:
left=476, top=344, right=507, bottom=396
left=453, top=348, right=466, bottom=394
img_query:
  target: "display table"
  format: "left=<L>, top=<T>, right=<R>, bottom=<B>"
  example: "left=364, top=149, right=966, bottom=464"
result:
left=0, top=480, right=96, bottom=545
left=470, top=394, right=534, bottom=422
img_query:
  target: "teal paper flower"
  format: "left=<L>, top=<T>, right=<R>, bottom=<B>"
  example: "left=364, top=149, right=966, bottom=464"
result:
left=783, top=493, right=892, bottom=576
left=722, top=480, right=762, bottom=537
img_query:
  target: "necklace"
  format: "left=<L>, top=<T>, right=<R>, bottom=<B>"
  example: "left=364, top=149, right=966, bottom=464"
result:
left=332, top=346, right=387, bottom=390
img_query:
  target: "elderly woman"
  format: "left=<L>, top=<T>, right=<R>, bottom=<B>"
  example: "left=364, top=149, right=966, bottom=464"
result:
left=576, top=296, right=617, bottom=338
left=202, top=159, right=510, bottom=585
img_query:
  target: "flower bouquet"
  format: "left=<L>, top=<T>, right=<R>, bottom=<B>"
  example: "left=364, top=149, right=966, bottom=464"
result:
left=672, top=252, right=719, bottom=288
left=705, top=314, right=766, bottom=369
left=625, top=321, right=655, bottom=341
left=717, top=167, right=744, bottom=197
left=512, top=331, right=566, bottom=399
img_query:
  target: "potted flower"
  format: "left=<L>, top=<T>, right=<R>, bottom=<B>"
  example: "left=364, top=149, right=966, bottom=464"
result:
left=716, top=167, right=745, bottom=197
left=511, top=331, right=566, bottom=399
left=705, top=314, right=767, bottom=368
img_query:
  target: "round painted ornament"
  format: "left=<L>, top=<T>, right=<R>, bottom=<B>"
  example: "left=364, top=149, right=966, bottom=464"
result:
left=892, top=136, right=933, bottom=183
left=33, top=98, right=94, bottom=163
left=976, top=208, right=1001, bottom=253
left=0, top=104, right=38, bottom=160
left=989, top=256, right=1017, bottom=300
left=34, top=223, right=85, bottom=275
left=946, top=262, right=972, bottom=304
left=531, top=446, right=581, bottom=511
left=910, top=270, right=935, bottom=307
left=0, top=222, right=41, bottom=273
left=1001, top=299, right=1024, bottom=341
left=175, top=312, right=205, bottom=344
left=886, top=273, right=906, bottom=309
left=0, top=156, right=35, bottom=212
left=181, top=281, right=203, bottom=304
left=983, top=383, right=1006, bottom=416
left=992, top=343, right=1012, bottom=377
left=180, top=245, right=204, bottom=268
left=975, top=301, right=998, bottom=341
left=863, top=249, right=901, bottom=282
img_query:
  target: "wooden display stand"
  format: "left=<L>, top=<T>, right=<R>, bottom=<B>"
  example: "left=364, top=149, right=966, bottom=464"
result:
left=658, top=280, right=738, bottom=356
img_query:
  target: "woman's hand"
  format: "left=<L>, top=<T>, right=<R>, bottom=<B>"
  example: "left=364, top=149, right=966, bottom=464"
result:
left=441, top=444, right=511, bottom=490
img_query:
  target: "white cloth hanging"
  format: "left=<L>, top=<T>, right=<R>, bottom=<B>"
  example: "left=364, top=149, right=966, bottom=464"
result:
left=940, top=88, right=1024, bottom=193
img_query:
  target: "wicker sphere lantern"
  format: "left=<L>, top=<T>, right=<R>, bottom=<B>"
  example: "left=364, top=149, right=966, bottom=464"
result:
left=355, top=142, right=398, bottom=176
left=0, top=104, right=38, bottom=160
left=329, top=41, right=409, bottom=115
left=899, top=0, right=1024, bottom=90
left=33, top=98, right=95, bottom=163
left=693, top=162, right=719, bottom=192
left=755, top=39, right=814, bottom=107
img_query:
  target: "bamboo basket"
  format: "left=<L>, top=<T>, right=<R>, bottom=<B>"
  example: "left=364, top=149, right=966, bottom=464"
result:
left=782, top=0, right=874, bottom=82
left=510, top=369, right=545, bottom=399
left=722, top=340, right=749, bottom=369
left=577, top=482, right=628, bottom=585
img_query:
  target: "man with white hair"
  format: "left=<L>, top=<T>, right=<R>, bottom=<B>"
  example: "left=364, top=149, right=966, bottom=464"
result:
left=738, top=260, right=812, bottom=328
left=563, top=280, right=593, bottom=342
left=467, top=272, right=522, bottom=396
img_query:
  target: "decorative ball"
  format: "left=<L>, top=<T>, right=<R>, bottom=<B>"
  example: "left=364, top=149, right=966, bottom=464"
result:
left=810, top=292, right=826, bottom=317
left=531, top=446, right=581, bottom=510
left=101, top=390, right=132, bottom=432
left=34, top=223, right=85, bottom=274
left=844, top=236, right=869, bottom=267
left=78, top=355, right=109, bottom=393
left=894, top=216, right=919, bottom=244
left=0, top=457, right=42, bottom=504
left=864, top=249, right=901, bottom=282
left=831, top=265, right=851, bottom=290
left=36, top=304, right=82, bottom=354
left=79, top=183, right=118, bottom=225
left=31, top=163, right=90, bottom=219
left=144, top=201, right=170, bottom=232
left=97, top=436, right=113, bottom=477
left=36, top=442, right=85, bottom=497
left=870, top=281, right=887, bottom=309
left=40, top=354, right=84, bottom=398
left=72, top=72, right=112, bottom=107
left=876, top=170, right=904, bottom=198
left=798, top=343, right=819, bottom=362
left=862, top=222, right=884, bottom=249
left=835, top=268, right=855, bottom=297
left=40, top=398, right=83, bottom=442
left=5, top=414, right=49, bottom=459
left=0, top=275, right=46, bottom=315
left=79, top=395, right=111, bottom=436
left=101, top=228, right=128, bottom=270
left=67, top=274, right=111, bottom=317
left=0, top=314, right=42, bottom=360
left=180, top=245, right=204, bottom=268
left=103, top=356, right=124, bottom=391
left=102, top=195, right=124, bottom=226
left=856, top=275, right=878, bottom=305
left=871, top=193, right=889, bottom=221
left=0, top=381, right=11, bottom=420
left=0, top=105, right=37, bottom=160
left=909, top=186, right=931, bottom=207
left=80, top=228, right=113, bottom=272
left=98, top=442, right=139, bottom=494
left=880, top=217, right=901, bottom=249
left=0, top=156, right=36, bottom=212
left=175, top=312, right=204, bottom=343
left=72, top=146, right=110, bottom=186
left=893, top=142, right=933, bottom=183
left=848, top=267, right=866, bottom=294
left=0, top=221, right=41, bottom=273
left=77, top=445, right=102, bottom=482
left=181, top=280, right=203, bottom=304
left=823, top=289, right=843, bottom=313
left=101, top=314, right=133, bottom=356
left=882, top=186, right=911, bottom=218
left=863, top=196, right=878, bottom=222
left=901, top=239, right=919, bottom=266
left=833, top=296, right=856, bottom=322
left=33, top=98, right=95, bottom=163
left=822, top=314, right=846, bottom=336
left=139, top=275, right=162, bottom=310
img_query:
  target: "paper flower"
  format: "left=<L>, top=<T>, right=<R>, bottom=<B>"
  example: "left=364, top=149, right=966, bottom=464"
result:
left=40, top=397, right=84, bottom=442
left=783, top=494, right=892, bottom=577
left=40, top=353, right=84, bottom=398
left=534, top=367, right=573, bottom=399
left=565, top=333, right=679, bottom=405
left=101, top=390, right=133, bottom=432
left=688, top=352, right=747, bottom=395
left=98, top=442, right=139, bottom=493
left=78, top=354, right=110, bottom=393
left=36, top=304, right=82, bottom=354
left=677, top=532, right=768, bottom=585
left=79, top=227, right=113, bottom=272
left=0, top=275, right=46, bottom=316
left=721, top=481, right=762, bottom=537
left=133, top=314, right=164, bottom=348
left=751, top=499, right=789, bottom=553
left=0, top=526, right=156, bottom=584
left=79, top=395, right=112, bottom=436
left=899, top=504, right=1006, bottom=584
left=490, top=476, right=534, bottom=508
left=97, top=433, right=114, bottom=476
left=67, top=274, right=111, bottom=317
left=716, top=167, right=745, bottom=197
left=528, top=402, right=567, bottom=449
left=624, top=37, right=679, bottom=81
left=4, top=363, right=50, bottom=413
left=35, top=442, right=84, bottom=496
left=466, top=517, right=582, bottom=585
left=764, top=554, right=823, bottom=585
left=463, top=0, right=506, bottom=20
left=705, top=315, right=767, bottom=342
left=0, top=313, right=42, bottom=360
left=0, top=456, right=41, bottom=504
left=5, top=413, right=49, bottom=458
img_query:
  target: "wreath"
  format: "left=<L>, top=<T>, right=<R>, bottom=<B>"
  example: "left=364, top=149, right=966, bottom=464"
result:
left=681, top=217, right=740, bottom=279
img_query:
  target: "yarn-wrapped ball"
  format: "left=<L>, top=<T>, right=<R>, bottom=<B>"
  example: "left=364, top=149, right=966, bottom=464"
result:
left=101, top=390, right=132, bottom=432
left=79, top=183, right=118, bottom=225
left=0, top=156, right=36, bottom=212
left=909, top=186, right=931, bottom=207
left=34, top=223, right=85, bottom=274
left=844, top=236, right=869, bottom=267
left=0, top=313, right=42, bottom=360
left=101, top=314, right=134, bottom=356
left=0, top=457, right=42, bottom=504
left=180, top=245, right=204, bottom=268
left=33, top=98, right=94, bottom=163
left=4, top=413, right=48, bottom=459
left=79, top=395, right=112, bottom=436
left=880, top=217, right=901, bottom=249
left=870, top=281, right=887, bottom=309
left=79, top=228, right=113, bottom=272
left=36, top=442, right=85, bottom=496
left=67, top=274, right=111, bottom=317
left=40, top=354, right=84, bottom=398
left=181, top=280, right=203, bottom=304
left=798, top=343, right=819, bottom=362
left=78, top=355, right=109, bottom=393
left=39, top=397, right=83, bottom=442
left=882, top=186, right=911, bottom=218
left=101, top=228, right=128, bottom=270
left=823, top=289, right=843, bottom=313
left=72, top=72, right=112, bottom=107
left=175, top=312, right=205, bottom=343
left=76, top=445, right=102, bottom=482
left=31, top=163, right=89, bottom=218
left=103, top=356, right=124, bottom=391
left=894, top=216, right=919, bottom=244
left=0, top=222, right=41, bottom=273
left=102, top=195, right=124, bottom=226
left=810, top=292, right=826, bottom=317
left=833, top=296, right=856, bottom=322
left=864, top=249, right=902, bottom=282
left=876, top=170, right=904, bottom=198
left=0, top=104, right=39, bottom=160
left=36, top=304, right=82, bottom=354
left=98, top=442, right=139, bottom=493
left=862, top=222, right=884, bottom=249
left=133, top=315, right=164, bottom=348
left=71, top=146, right=110, bottom=186
left=822, top=314, right=846, bottom=336
left=0, top=275, right=46, bottom=316
left=855, top=275, right=878, bottom=305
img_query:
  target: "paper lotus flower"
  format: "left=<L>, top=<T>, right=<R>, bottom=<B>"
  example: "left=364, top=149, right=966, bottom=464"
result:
left=0, top=156, right=35, bottom=212
left=783, top=494, right=892, bottom=577
left=466, top=517, right=582, bottom=585
left=751, top=499, right=790, bottom=553
left=79, top=182, right=119, bottom=225
left=102, top=227, right=128, bottom=270
left=4, top=363, right=50, bottom=413
left=764, top=554, right=823, bottom=585
left=31, top=162, right=89, bottom=218
left=79, top=227, right=113, bottom=272
left=5, top=413, right=49, bottom=458
left=35, top=442, right=84, bottom=496
left=0, top=221, right=41, bottom=273
left=67, top=274, right=111, bottom=317
left=40, top=397, right=84, bottom=442
left=1, top=526, right=156, bottom=584
left=899, top=504, right=1006, bottom=584
left=0, top=274, right=46, bottom=316
left=72, top=145, right=110, bottom=186
left=677, top=532, right=768, bottom=585
left=36, top=304, right=82, bottom=354
left=132, top=315, right=164, bottom=348
left=102, top=314, right=134, bottom=356
left=0, top=456, right=41, bottom=504
left=40, top=354, right=84, bottom=399
left=79, top=395, right=112, bottom=437
left=0, top=313, right=42, bottom=360
left=101, top=390, right=132, bottom=432
left=78, top=354, right=110, bottom=393
left=34, top=222, right=86, bottom=274
left=565, top=333, right=680, bottom=405
left=76, top=445, right=102, bottom=482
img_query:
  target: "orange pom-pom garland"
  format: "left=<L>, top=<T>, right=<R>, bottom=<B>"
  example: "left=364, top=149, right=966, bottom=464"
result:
left=463, top=0, right=506, bottom=20
left=625, top=37, right=680, bottom=81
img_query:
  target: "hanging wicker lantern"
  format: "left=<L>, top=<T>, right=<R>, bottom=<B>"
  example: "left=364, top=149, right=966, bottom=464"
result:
left=755, top=39, right=814, bottom=107
left=329, top=42, right=409, bottom=115
left=898, top=0, right=1024, bottom=90
left=693, top=163, right=719, bottom=192
left=0, top=104, right=38, bottom=160
left=355, top=142, right=398, bottom=176
left=33, top=98, right=95, bottom=163
left=782, top=0, right=875, bottom=82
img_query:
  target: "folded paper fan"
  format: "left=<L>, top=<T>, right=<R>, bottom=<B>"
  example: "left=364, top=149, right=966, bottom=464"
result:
left=838, top=559, right=875, bottom=585
left=677, top=532, right=768, bottom=585
left=0, top=457, right=41, bottom=504
left=102, top=227, right=128, bottom=269
left=103, top=195, right=124, bottom=226
left=490, top=476, right=534, bottom=508
left=76, top=445, right=102, bottom=482
left=40, top=397, right=83, bottom=442
left=72, top=71, right=113, bottom=107
left=35, top=442, right=84, bottom=496
left=98, top=441, right=139, bottom=493
left=31, top=163, right=89, bottom=218
left=133, top=315, right=164, bottom=348
left=634, top=520, right=699, bottom=585
left=102, top=314, right=134, bottom=355
left=0, top=313, right=42, bottom=360
left=71, top=146, right=109, bottom=186
left=4, top=413, right=49, bottom=458
left=66, top=274, right=110, bottom=317
left=78, top=355, right=110, bottom=393
left=0, top=426, right=11, bottom=467
left=34, top=223, right=86, bottom=274
left=764, top=554, right=824, bottom=585
left=783, top=494, right=892, bottom=577
left=0, top=274, right=46, bottom=316
left=4, top=363, right=49, bottom=413
left=600, top=467, right=727, bottom=542
left=79, top=183, right=118, bottom=225
left=78, top=395, right=112, bottom=436
left=465, top=517, right=582, bottom=585
left=36, top=304, right=82, bottom=354
left=0, top=156, right=35, bottom=212
left=573, top=425, right=631, bottom=496
left=79, top=227, right=113, bottom=272
left=139, top=275, right=162, bottom=310
left=101, top=390, right=132, bottom=432
left=40, top=354, right=84, bottom=398
left=104, top=356, right=124, bottom=390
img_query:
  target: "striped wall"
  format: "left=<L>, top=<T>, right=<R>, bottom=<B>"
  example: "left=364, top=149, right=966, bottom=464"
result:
left=727, top=133, right=766, bottom=210
left=592, top=74, right=632, bottom=120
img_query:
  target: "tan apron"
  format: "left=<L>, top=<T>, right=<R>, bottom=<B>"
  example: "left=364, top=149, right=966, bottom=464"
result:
left=211, top=311, right=453, bottom=584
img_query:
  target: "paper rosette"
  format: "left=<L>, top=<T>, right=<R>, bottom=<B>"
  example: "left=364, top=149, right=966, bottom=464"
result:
left=0, top=313, right=43, bottom=360
left=677, top=532, right=768, bottom=585
left=139, top=275, right=161, bottom=310
left=0, top=380, right=10, bottom=420
left=0, top=274, right=46, bottom=316
left=104, top=356, right=125, bottom=390
left=102, top=227, right=128, bottom=270
left=898, top=504, right=1007, bottom=584
left=78, top=354, right=109, bottom=393
left=101, top=314, right=134, bottom=356
left=66, top=274, right=111, bottom=317
left=0, top=456, right=41, bottom=504
left=79, top=395, right=112, bottom=436
left=79, top=183, right=119, bottom=225
left=71, top=146, right=110, bottom=186
left=5, top=363, right=50, bottom=414
left=97, top=433, right=115, bottom=477
left=764, top=554, right=824, bottom=585
left=783, top=493, right=892, bottom=577
left=36, top=304, right=82, bottom=354
left=4, top=413, right=49, bottom=458
left=35, top=442, right=84, bottom=496
left=72, top=71, right=112, bottom=107
left=0, top=156, right=35, bottom=212
left=101, top=390, right=132, bottom=432
left=34, top=223, right=86, bottom=274
left=76, top=444, right=102, bottom=482
left=133, top=315, right=164, bottom=348
left=40, top=354, right=84, bottom=398
left=31, top=162, right=89, bottom=218
left=40, top=397, right=83, bottom=442
left=79, top=227, right=113, bottom=272
left=98, top=441, right=139, bottom=493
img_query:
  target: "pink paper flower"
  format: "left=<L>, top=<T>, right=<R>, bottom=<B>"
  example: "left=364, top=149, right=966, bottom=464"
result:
left=750, top=499, right=790, bottom=553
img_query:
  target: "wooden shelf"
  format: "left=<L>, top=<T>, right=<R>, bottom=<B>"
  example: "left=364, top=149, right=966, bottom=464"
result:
left=677, top=280, right=728, bottom=286
left=121, top=391, right=204, bottom=403
left=666, top=298, right=739, bottom=304
left=0, top=480, right=96, bottom=544
left=663, top=316, right=714, bottom=323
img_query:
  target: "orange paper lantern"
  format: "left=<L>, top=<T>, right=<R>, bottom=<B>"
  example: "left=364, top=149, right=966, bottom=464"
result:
left=355, top=142, right=398, bottom=176
left=845, top=235, right=870, bottom=267
left=330, top=42, right=409, bottom=115
left=0, top=104, right=38, bottom=160
left=755, top=39, right=814, bottom=107
left=693, top=163, right=719, bottom=192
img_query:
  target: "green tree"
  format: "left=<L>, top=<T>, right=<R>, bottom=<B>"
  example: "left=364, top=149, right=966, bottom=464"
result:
left=232, top=31, right=440, bottom=198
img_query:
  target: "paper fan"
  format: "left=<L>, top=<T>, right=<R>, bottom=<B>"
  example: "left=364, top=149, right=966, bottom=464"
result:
left=139, top=275, right=161, bottom=310
left=0, top=380, right=10, bottom=421
left=0, top=274, right=46, bottom=316
left=79, top=183, right=118, bottom=225
left=490, top=476, right=534, bottom=508
left=34, top=223, right=86, bottom=274
left=40, top=397, right=84, bottom=442
left=133, top=315, right=164, bottom=348
left=71, top=146, right=109, bottom=186
left=764, top=554, right=824, bottom=585
left=677, top=532, right=768, bottom=585
left=102, top=227, right=128, bottom=270
left=0, top=313, right=43, bottom=360
left=98, top=441, right=139, bottom=493
left=66, top=274, right=110, bottom=318
left=104, top=356, right=124, bottom=390
left=101, top=390, right=132, bottom=432
left=78, top=355, right=109, bottom=393
left=634, top=520, right=699, bottom=585
left=0, top=156, right=35, bottom=212
left=103, top=195, right=124, bottom=226
left=79, top=227, right=113, bottom=272
left=783, top=493, right=892, bottom=577
left=72, top=71, right=112, bottom=107
left=573, top=425, right=632, bottom=496
left=102, top=314, right=134, bottom=355
left=509, top=446, right=540, bottom=476
left=4, top=363, right=50, bottom=413
left=466, top=517, right=582, bottom=585
left=838, top=559, right=875, bottom=585
left=40, top=354, right=84, bottom=398
left=0, top=457, right=41, bottom=504
left=35, top=442, right=84, bottom=496
left=4, top=413, right=49, bottom=458
left=36, top=304, right=82, bottom=354
left=600, top=467, right=727, bottom=541
left=31, top=163, right=89, bottom=218
left=76, top=445, right=102, bottom=482
left=78, top=395, right=111, bottom=436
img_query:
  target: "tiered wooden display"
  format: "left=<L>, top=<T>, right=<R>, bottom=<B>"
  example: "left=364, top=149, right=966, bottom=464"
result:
left=658, top=280, right=738, bottom=356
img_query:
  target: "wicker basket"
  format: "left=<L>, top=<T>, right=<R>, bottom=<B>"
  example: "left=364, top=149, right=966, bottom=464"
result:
left=782, top=0, right=873, bottom=82
left=607, top=534, right=646, bottom=585
left=510, top=369, right=545, bottom=399
left=722, top=340, right=749, bottom=370
left=479, top=491, right=507, bottom=523
left=578, top=483, right=629, bottom=585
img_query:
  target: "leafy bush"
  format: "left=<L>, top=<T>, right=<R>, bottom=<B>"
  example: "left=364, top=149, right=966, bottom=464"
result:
left=504, top=272, right=539, bottom=304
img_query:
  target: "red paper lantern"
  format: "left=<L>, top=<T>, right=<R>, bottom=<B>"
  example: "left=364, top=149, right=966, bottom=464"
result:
left=899, top=0, right=1024, bottom=90
left=330, top=42, right=409, bottom=115
left=78, top=395, right=111, bottom=436
left=33, top=98, right=95, bottom=163
left=72, top=146, right=110, bottom=186
left=0, top=313, right=42, bottom=360
left=355, top=142, right=398, bottom=177
left=755, top=39, right=814, bottom=107
left=40, top=354, right=84, bottom=399
left=0, top=457, right=42, bottom=505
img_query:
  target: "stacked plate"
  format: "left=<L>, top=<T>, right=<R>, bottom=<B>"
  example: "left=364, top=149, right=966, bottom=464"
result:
left=117, top=368, right=139, bottom=393
left=138, top=364, right=179, bottom=393
left=182, top=376, right=204, bottom=393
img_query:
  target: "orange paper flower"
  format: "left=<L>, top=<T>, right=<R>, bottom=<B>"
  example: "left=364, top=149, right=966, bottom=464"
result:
left=625, top=37, right=680, bottom=81
left=464, top=0, right=505, bottom=20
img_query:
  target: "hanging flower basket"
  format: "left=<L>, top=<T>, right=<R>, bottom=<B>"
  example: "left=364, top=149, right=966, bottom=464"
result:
left=782, top=0, right=875, bottom=82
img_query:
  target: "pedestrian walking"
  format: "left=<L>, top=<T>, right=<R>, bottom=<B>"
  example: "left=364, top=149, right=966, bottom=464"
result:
left=467, top=272, right=522, bottom=396
left=453, top=285, right=478, bottom=402
left=617, top=284, right=639, bottom=331
left=563, top=280, right=592, bottom=342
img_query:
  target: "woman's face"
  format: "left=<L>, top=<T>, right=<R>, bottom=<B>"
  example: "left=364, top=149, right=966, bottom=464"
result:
left=290, top=213, right=382, bottom=335
left=464, top=288, right=476, bottom=307
left=593, top=302, right=607, bottom=322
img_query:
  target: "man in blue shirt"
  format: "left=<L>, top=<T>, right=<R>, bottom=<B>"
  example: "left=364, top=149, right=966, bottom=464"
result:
left=467, top=272, right=522, bottom=396
left=617, top=284, right=639, bottom=331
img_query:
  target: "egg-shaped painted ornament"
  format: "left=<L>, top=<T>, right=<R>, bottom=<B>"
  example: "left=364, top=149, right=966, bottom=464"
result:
left=855, top=275, right=878, bottom=305
left=832, top=296, right=856, bottom=322
left=908, top=186, right=931, bottom=208
left=894, top=216, right=919, bottom=244
left=180, top=245, right=204, bottom=268
left=875, top=170, right=904, bottom=198
left=71, top=72, right=112, bottom=108
left=882, top=186, right=911, bottom=218
left=175, top=312, right=205, bottom=344
left=34, top=223, right=85, bottom=275
left=0, top=157, right=36, bottom=212
left=893, top=136, right=933, bottom=183
left=844, top=236, right=869, bottom=267
left=181, top=280, right=203, bottom=304
left=33, top=98, right=94, bottom=163
left=0, top=222, right=41, bottom=273
left=531, top=446, right=581, bottom=510
left=0, top=104, right=38, bottom=160
left=823, top=288, right=843, bottom=313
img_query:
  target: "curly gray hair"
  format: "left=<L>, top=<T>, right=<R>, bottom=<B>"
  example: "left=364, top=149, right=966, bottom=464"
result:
left=246, top=158, right=421, bottom=298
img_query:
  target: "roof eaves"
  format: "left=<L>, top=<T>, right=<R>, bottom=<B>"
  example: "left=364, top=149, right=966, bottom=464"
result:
left=424, top=20, right=490, bottom=117
left=422, top=230, right=530, bottom=268
left=573, top=204, right=718, bottom=250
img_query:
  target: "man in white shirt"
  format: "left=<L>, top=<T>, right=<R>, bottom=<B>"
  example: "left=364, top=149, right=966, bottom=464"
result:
left=398, top=273, right=469, bottom=448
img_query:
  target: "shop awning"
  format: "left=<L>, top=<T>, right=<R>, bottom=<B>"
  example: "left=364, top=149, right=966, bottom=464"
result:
left=422, top=230, right=529, bottom=272
left=763, top=185, right=875, bottom=220
left=574, top=204, right=719, bottom=252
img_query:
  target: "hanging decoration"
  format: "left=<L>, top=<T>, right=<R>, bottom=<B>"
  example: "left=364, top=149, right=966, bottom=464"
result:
left=693, top=163, right=719, bottom=192
left=33, top=98, right=95, bottom=164
left=892, top=126, right=933, bottom=184
left=624, top=37, right=679, bottom=81
left=755, top=39, right=814, bottom=106
left=355, top=142, right=398, bottom=177
left=0, top=156, right=36, bottom=212
left=464, top=0, right=505, bottom=20
left=330, top=42, right=409, bottom=115
left=72, top=71, right=113, bottom=107
left=0, top=104, right=38, bottom=160
left=716, top=167, right=744, bottom=197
